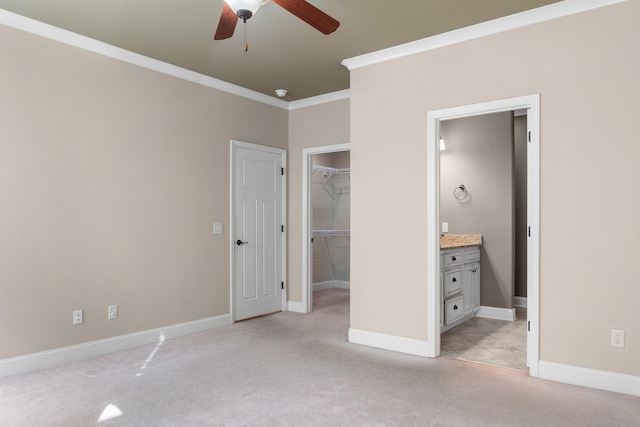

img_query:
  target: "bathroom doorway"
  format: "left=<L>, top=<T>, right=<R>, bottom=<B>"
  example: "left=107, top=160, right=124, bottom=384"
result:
left=427, top=95, right=540, bottom=377
left=438, top=110, right=529, bottom=370
left=439, top=111, right=526, bottom=368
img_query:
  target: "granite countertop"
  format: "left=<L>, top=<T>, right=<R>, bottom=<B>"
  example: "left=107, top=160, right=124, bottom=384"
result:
left=440, top=233, right=483, bottom=249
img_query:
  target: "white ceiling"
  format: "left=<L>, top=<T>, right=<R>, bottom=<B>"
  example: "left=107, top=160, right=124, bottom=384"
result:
left=0, top=0, right=561, bottom=101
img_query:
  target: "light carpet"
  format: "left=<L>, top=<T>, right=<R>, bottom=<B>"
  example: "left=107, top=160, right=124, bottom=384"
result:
left=1, top=289, right=639, bottom=426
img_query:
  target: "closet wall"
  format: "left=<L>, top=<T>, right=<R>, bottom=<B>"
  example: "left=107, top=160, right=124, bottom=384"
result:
left=312, top=151, right=350, bottom=288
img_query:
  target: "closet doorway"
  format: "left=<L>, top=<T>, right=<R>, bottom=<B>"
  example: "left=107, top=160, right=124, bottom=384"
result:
left=302, top=144, right=350, bottom=313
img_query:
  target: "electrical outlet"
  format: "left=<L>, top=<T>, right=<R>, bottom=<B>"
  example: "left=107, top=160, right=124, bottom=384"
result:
left=73, top=309, right=83, bottom=325
left=108, top=304, right=118, bottom=320
left=611, top=329, right=625, bottom=348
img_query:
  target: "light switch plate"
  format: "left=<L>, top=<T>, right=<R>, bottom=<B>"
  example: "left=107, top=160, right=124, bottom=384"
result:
left=108, top=304, right=118, bottom=320
left=213, top=223, right=223, bottom=234
left=442, top=222, right=449, bottom=233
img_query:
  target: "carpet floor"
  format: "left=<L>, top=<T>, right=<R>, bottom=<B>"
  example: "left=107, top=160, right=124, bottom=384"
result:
left=1, top=289, right=639, bottom=426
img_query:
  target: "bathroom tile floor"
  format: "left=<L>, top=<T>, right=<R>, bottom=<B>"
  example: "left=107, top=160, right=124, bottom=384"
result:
left=441, top=307, right=528, bottom=370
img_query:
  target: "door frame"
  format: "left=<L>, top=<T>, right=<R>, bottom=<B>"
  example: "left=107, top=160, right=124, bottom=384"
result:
left=302, top=143, right=350, bottom=313
left=426, top=94, right=540, bottom=377
left=230, top=140, right=287, bottom=322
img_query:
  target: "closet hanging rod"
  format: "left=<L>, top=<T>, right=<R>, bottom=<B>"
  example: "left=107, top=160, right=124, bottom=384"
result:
left=312, top=165, right=350, bottom=175
left=312, top=229, right=350, bottom=237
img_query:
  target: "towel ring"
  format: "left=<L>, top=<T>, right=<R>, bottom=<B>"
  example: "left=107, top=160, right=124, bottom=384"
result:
left=454, top=184, right=468, bottom=201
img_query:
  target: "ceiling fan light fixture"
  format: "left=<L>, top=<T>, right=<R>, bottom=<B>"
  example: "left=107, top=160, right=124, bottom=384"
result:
left=225, top=0, right=265, bottom=18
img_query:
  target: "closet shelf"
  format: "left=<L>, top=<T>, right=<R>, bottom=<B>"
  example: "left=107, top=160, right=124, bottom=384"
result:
left=312, top=229, right=350, bottom=238
left=313, top=165, right=350, bottom=174
left=313, top=166, right=350, bottom=199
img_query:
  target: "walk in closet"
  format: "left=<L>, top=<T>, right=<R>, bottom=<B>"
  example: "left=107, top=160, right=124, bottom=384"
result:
left=311, top=151, right=350, bottom=291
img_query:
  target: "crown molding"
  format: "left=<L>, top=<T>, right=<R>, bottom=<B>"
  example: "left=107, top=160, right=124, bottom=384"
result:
left=0, top=8, right=290, bottom=109
left=288, top=89, right=350, bottom=110
left=6, top=0, right=620, bottom=108
left=342, top=0, right=626, bottom=71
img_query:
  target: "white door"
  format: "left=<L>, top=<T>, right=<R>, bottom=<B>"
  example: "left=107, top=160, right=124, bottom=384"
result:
left=232, top=141, right=285, bottom=321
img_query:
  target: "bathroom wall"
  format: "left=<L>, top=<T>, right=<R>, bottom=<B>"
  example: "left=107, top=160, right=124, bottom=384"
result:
left=514, top=115, right=527, bottom=298
left=440, top=112, right=514, bottom=309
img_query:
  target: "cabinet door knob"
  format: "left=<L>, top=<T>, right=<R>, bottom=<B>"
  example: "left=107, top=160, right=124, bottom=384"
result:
left=452, top=277, right=457, bottom=282
left=236, top=239, right=248, bottom=246
left=454, top=305, right=458, bottom=310
left=451, top=256, right=457, bottom=261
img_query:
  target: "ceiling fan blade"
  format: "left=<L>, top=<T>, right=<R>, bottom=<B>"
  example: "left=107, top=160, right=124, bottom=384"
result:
left=214, top=2, right=238, bottom=40
left=271, top=0, right=340, bottom=35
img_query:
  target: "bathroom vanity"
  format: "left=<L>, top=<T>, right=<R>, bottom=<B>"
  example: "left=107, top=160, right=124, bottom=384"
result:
left=440, top=234, right=482, bottom=332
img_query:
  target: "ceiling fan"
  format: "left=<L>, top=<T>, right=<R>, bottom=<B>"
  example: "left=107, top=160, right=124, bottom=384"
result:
left=214, top=0, right=340, bottom=41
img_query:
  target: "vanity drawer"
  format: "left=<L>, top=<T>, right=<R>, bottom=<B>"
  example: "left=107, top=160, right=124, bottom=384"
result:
left=443, top=251, right=463, bottom=268
left=465, top=249, right=480, bottom=263
left=444, top=268, right=463, bottom=297
left=445, top=295, right=464, bottom=325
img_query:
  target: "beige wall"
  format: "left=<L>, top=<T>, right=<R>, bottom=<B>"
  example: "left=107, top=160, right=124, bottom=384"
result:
left=350, top=1, right=640, bottom=375
left=440, top=112, right=514, bottom=309
left=3, top=0, right=637, bottom=382
left=287, top=100, right=350, bottom=302
left=0, top=25, right=287, bottom=358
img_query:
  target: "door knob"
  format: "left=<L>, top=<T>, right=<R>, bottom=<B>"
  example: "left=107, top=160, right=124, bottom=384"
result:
left=236, top=239, right=248, bottom=246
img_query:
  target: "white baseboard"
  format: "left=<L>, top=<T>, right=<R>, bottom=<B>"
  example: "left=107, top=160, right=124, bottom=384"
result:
left=313, top=280, right=350, bottom=291
left=287, top=300, right=307, bottom=313
left=539, top=360, right=640, bottom=397
left=513, top=296, right=528, bottom=307
left=476, top=306, right=516, bottom=321
left=348, top=328, right=429, bottom=357
left=0, top=314, right=231, bottom=378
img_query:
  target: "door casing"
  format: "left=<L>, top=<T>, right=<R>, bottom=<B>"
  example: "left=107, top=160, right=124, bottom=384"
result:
left=426, top=94, right=540, bottom=377
left=230, top=140, right=287, bottom=322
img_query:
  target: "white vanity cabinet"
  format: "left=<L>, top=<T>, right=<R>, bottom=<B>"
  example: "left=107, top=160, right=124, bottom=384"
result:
left=444, top=267, right=463, bottom=297
left=445, top=295, right=464, bottom=325
left=463, top=262, right=480, bottom=315
left=442, top=250, right=463, bottom=298
left=441, top=245, right=481, bottom=331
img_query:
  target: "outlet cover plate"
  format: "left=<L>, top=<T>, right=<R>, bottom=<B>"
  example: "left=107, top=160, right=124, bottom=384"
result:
left=73, top=309, right=83, bottom=325
left=611, top=329, right=625, bottom=348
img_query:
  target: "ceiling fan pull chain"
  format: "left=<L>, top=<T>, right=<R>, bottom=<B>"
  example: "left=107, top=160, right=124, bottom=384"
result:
left=244, top=20, right=248, bottom=52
